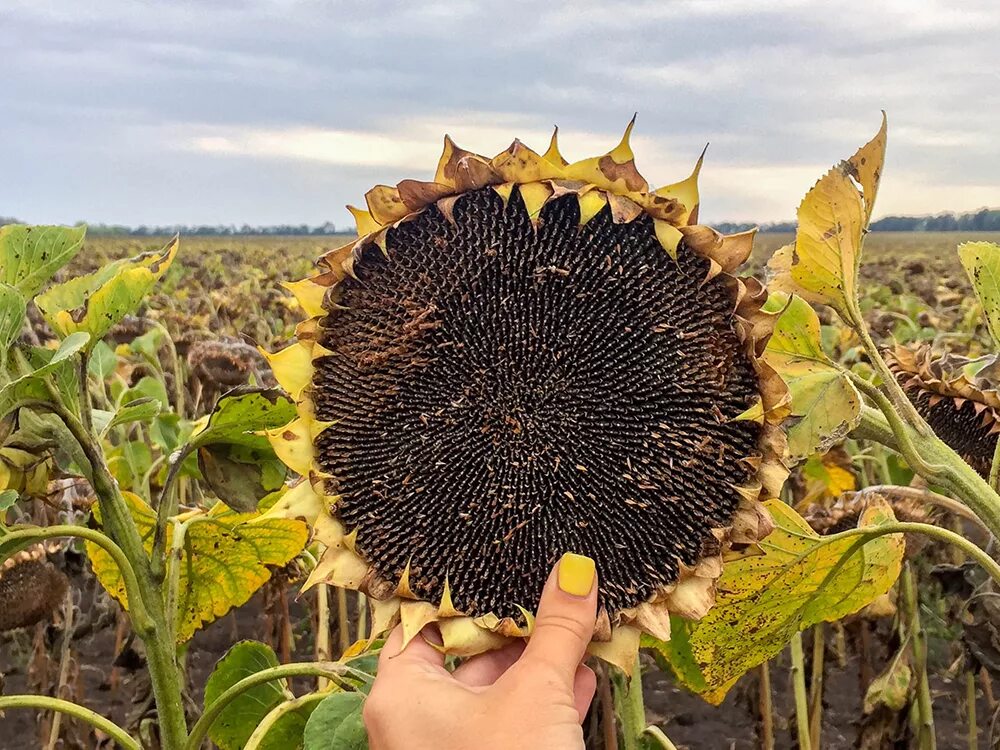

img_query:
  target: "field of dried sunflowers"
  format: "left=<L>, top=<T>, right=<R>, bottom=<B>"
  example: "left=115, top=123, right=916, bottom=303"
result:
left=2, top=120, right=1000, bottom=750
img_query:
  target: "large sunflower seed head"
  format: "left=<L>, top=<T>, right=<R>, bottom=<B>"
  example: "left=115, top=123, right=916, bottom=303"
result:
left=0, top=544, right=68, bottom=632
left=266, top=123, right=790, bottom=671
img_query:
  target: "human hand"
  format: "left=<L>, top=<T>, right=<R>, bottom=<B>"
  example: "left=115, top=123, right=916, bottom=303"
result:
left=363, top=552, right=599, bottom=750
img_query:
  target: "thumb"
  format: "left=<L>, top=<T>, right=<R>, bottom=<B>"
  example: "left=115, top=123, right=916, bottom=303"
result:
left=521, top=552, right=598, bottom=678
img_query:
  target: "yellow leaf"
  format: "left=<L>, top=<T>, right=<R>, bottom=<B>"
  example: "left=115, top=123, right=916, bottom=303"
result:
left=86, top=492, right=308, bottom=642
left=757, top=292, right=861, bottom=461
left=646, top=498, right=904, bottom=704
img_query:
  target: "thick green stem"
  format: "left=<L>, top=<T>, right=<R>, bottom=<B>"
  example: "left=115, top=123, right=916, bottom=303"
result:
left=48, top=398, right=189, bottom=748
left=902, top=565, right=937, bottom=750
left=849, top=373, right=1000, bottom=540
left=185, top=662, right=367, bottom=750
left=641, top=726, right=680, bottom=750
left=611, top=656, right=646, bottom=750
left=790, top=632, right=812, bottom=750
left=0, top=695, right=141, bottom=750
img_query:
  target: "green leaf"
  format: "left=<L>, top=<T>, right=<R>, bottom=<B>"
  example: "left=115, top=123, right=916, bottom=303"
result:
left=0, top=332, right=90, bottom=419
left=303, top=693, right=368, bottom=750
left=0, top=283, right=26, bottom=370
left=646, top=498, right=904, bottom=705
left=204, top=641, right=288, bottom=750
left=248, top=695, right=322, bottom=750
left=190, top=387, right=297, bottom=451
left=86, top=492, right=308, bottom=642
left=100, top=397, right=161, bottom=437
left=0, top=490, right=18, bottom=513
left=0, top=224, right=87, bottom=299
left=757, top=293, right=860, bottom=462
left=35, top=237, right=178, bottom=344
left=89, top=340, right=118, bottom=380
left=958, top=241, right=1000, bottom=350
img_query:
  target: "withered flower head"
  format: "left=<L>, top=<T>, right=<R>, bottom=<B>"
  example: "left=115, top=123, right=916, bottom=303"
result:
left=263, top=122, right=789, bottom=670
left=0, top=544, right=68, bottom=632
left=888, top=343, right=1000, bottom=478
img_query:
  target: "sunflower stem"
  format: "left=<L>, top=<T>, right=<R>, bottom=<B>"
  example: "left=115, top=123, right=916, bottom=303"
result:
left=790, top=631, right=812, bottom=750
left=759, top=661, right=775, bottom=750
left=611, top=656, right=646, bottom=750
left=967, top=669, right=979, bottom=750
left=337, top=586, right=350, bottom=655
left=902, top=564, right=937, bottom=750
left=0, top=696, right=141, bottom=750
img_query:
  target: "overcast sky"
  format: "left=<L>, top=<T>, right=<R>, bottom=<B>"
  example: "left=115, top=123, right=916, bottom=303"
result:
left=3, top=0, right=999, bottom=228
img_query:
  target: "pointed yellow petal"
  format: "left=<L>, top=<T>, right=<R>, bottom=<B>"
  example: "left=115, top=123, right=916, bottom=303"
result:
left=438, top=579, right=461, bottom=617
left=259, top=341, right=312, bottom=400
left=365, top=184, right=410, bottom=225
left=587, top=625, right=641, bottom=674
left=564, top=116, right=648, bottom=194
left=282, top=277, right=328, bottom=319
left=439, top=616, right=509, bottom=657
left=542, top=126, right=568, bottom=167
left=653, top=145, right=706, bottom=226
left=491, top=140, right=564, bottom=182
left=518, top=182, right=553, bottom=222
left=654, top=219, right=683, bottom=260
left=400, top=600, right=439, bottom=649
left=264, top=418, right=315, bottom=476
left=313, top=512, right=345, bottom=550
left=434, top=136, right=500, bottom=191
left=347, top=205, right=381, bottom=236
left=257, top=478, right=324, bottom=524
left=395, top=561, right=416, bottom=599
left=578, top=191, right=608, bottom=226
left=492, top=183, right=514, bottom=205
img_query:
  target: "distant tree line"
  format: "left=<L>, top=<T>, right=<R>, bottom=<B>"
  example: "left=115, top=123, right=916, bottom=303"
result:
left=3, top=208, right=999, bottom=236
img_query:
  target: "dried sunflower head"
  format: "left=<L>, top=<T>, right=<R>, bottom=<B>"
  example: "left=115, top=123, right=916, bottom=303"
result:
left=887, top=343, right=1000, bottom=478
left=0, top=544, right=68, bottom=632
left=264, top=122, right=789, bottom=670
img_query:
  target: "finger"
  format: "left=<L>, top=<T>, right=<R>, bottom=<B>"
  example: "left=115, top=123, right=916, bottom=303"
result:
left=377, top=624, right=447, bottom=674
left=572, top=663, right=597, bottom=723
left=452, top=642, right=525, bottom=687
left=521, top=552, right=598, bottom=678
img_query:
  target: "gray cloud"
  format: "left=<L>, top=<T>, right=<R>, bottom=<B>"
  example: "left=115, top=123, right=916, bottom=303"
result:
left=3, top=0, right=999, bottom=226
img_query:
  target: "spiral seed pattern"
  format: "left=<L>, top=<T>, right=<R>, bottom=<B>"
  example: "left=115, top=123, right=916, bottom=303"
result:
left=313, top=187, right=761, bottom=619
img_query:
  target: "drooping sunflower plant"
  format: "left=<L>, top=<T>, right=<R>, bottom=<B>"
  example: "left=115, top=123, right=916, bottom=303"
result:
left=264, top=120, right=790, bottom=671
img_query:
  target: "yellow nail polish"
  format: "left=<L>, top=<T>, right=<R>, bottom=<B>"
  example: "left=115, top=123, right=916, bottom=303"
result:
left=558, top=552, right=595, bottom=597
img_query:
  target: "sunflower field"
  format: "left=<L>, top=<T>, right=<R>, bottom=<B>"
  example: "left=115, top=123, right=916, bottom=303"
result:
left=2, top=117, right=1000, bottom=750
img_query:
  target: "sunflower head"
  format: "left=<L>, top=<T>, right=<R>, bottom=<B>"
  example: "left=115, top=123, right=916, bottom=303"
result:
left=0, top=544, right=68, bottom=632
left=265, top=121, right=789, bottom=671
left=887, top=343, right=1000, bottom=478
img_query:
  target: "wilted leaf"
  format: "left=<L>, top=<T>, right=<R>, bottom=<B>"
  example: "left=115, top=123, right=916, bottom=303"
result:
left=759, top=293, right=860, bottom=461
left=958, top=241, right=1000, bottom=350
left=204, top=641, right=289, bottom=750
left=0, top=283, right=26, bottom=369
left=0, top=224, right=87, bottom=299
left=198, top=443, right=286, bottom=513
left=647, top=498, right=904, bottom=704
left=864, top=653, right=911, bottom=714
left=798, top=449, right=857, bottom=506
left=87, top=492, right=308, bottom=641
left=767, top=119, right=886, bottom=319
left=303, top=692, right=368, bottom=750
left=35, top=237, right=178, bottom=344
